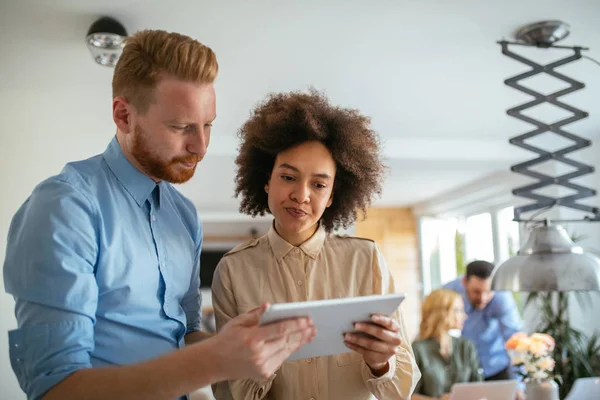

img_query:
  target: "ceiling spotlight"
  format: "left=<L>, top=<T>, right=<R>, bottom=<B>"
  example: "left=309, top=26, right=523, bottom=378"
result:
left=514, top=20, right=570, bottom=47
left=86, top=17, right=128, bottom=67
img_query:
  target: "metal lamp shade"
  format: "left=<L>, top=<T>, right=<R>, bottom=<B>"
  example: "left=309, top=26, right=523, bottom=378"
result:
left=514, top=20, right=570, bottom=47
left=492, top=225, right=600, bottom=292
left=85, top=17, right=127, bottom=67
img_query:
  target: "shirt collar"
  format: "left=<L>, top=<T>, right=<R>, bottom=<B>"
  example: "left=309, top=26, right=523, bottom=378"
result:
left=267, top=222, right=327, bottom=262
left=103, top=136, right=159, bottom=208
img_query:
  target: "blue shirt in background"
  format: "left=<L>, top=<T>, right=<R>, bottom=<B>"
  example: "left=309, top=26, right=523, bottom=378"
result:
left=3, top=137, right=203, bottom=399
left=444, top=277, right=522, bottom=378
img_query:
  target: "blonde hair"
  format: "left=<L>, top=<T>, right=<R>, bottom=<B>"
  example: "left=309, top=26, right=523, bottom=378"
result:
left=112, top=29, right=218, bottom=113
left=419, top=289, right=462, bottom=340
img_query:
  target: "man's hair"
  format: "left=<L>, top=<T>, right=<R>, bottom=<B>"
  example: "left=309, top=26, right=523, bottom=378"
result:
left=112, top=29, right=218, bottom=114
left=234, top=89, right=386, bottom=232
left=465, top=260, right=495, bottom=280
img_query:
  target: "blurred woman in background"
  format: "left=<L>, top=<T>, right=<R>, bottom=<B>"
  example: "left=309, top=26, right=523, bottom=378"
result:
left=412, top=289, right=483, bottom=400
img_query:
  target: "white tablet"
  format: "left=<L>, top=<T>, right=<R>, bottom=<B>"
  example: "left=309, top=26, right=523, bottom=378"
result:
left=258, top=293, right=405, bottom=361
left=450, top=380, right=518, bottom=400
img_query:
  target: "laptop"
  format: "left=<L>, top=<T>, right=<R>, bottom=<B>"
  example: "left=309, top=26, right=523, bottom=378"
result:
left=565, top=377, right=600, bottom=400
left=450, top=380, right=518, bottom=400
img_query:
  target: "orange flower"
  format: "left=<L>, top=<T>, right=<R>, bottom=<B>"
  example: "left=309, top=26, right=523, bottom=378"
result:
left=528, top=339, right=550, bottom=357
left=530, top=333, right=555, bottom=352
left=505, top=332, right=528, bottom=351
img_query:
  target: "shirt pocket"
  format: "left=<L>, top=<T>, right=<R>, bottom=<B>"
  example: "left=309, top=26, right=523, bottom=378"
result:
left=336, top=351, right=363, bottom=367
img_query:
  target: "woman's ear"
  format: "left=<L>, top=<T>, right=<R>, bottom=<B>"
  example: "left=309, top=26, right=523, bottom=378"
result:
left=264, top=183, right=269, bottom=193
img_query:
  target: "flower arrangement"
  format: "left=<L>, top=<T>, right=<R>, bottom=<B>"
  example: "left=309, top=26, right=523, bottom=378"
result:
left=505, top=332, right=557, bottom=383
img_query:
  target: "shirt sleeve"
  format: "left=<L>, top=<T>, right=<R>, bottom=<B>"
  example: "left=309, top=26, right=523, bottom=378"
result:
left=491, top=292, right=522, bottom=342
left=362, top=243, right=421, bottom=400
left=210, top=259, right=276, bottom=400
left=3, top=178, right=99, bottom=400
left=182, top=214, right=203, bottom=334
left=442, top=278, right=461, bottom=292
left=411, top=344, right=425, bottom=394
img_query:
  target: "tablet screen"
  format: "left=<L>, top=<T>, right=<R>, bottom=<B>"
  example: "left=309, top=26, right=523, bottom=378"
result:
left=259, top=293, right=405, bottom=361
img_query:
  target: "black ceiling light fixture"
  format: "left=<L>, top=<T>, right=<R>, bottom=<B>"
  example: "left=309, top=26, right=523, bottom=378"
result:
left=492, top=21, right=600, bottom=292
left=85, top=16, right=128, bottom=67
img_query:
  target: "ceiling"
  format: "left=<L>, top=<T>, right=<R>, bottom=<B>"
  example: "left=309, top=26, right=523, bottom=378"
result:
left=2, top=0, right=600, bottom=219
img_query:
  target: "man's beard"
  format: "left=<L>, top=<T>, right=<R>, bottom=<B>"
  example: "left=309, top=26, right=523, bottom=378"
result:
left=131, top=126, right=201, bottom=184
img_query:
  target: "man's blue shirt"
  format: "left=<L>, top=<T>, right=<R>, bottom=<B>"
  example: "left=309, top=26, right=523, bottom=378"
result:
left=4, top=137, right=202, bottom=399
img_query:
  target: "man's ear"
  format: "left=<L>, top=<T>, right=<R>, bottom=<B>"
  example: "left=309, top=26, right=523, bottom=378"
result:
left=113, top=96, right=134, bottom=134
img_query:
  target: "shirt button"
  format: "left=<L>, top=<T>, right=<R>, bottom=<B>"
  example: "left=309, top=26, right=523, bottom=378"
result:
left=310, top=397, right=315, bottom=400
left=14, top=344, right=19, bottom=348
left=151, top=215, right=156, bottom=221
left=294, top=248, right=300, bottom=253
left=306, top=358, right=312, bottom=364
left=297, top=280, right=303, bottom=286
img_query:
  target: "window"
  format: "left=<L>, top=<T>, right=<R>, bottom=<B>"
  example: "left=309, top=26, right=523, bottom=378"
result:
left=419, top=206, right=521, bottom=298
left=419, top=217, right=459, bottom=294
left=464, top=212, right=494, bottom=263
left=496, top=206, right=524, bottom=313
left=497, top=206, right=520, bottom=261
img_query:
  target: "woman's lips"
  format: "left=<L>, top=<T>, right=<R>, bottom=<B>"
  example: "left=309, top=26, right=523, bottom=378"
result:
left=286, top=207, right=307, bottom=218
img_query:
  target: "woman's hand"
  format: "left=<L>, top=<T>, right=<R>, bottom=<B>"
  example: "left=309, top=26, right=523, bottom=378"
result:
left=343, top=314, right=402, bottom=376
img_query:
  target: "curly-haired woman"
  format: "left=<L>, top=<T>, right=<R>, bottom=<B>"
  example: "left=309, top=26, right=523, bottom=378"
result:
left=211, top=89, right=421, bottom=400
left=411, top=289, right=482, bottom=400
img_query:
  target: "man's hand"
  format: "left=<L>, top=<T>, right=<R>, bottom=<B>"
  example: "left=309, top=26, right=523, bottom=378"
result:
left=210, top=303, right=316, bottom=381
left=343, top=314, right=402, bottom=376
